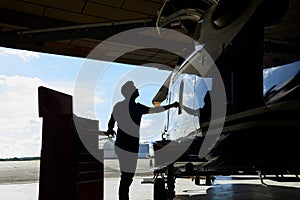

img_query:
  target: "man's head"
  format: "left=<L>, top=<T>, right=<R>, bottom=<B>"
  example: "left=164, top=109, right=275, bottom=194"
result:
left=121, top=81, right=139, bottom=99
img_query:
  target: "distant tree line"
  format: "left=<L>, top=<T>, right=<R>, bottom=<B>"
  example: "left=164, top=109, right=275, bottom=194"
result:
left=0, top=156, right=40, bottom=161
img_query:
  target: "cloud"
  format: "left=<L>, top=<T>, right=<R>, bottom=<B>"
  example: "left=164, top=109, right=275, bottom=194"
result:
left=183, top=92, right=194, bottom=105
left=0, top=74, right=107, bottom=158
left=0, top=74, right=45, bottom=158
left=94, top=97, right=104, bottom=104
left=0, top=74, right=42, bottom=88
left=0, top=133, right=41, bottom=158
left=0, top=75, right=44, bottom=118
left=140, top=114, right=166, bottom=142
left=141, top=118, right=154, bottom=128
left=0, top=47, right=40, bottom=62
left=73, top=84, right=106, bottom=119
left=263, top=67, right=276, bottom=79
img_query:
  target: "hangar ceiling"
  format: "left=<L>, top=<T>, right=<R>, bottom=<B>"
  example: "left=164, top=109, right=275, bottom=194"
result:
left=0, top=0, right=188, bottom=69
left=0, top=0, right=299, bottom=69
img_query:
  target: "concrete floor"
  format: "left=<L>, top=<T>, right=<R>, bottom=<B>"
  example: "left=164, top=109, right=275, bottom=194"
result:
left=104, top=159, right=300, bottom=200
left=1, top=160, right=300, bottom=199
left=174, top=175, right=300, bottom=200
left=105, top=175, right=300, bottom=200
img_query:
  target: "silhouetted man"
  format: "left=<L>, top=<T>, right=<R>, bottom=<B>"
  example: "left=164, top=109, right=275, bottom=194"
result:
left=106, top=81, right=178, bottom=200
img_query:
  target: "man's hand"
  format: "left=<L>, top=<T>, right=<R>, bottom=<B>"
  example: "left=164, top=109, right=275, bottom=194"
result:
left=105, top=129, right=116, bottom=137
left=172, top=102, right=179, bottom=108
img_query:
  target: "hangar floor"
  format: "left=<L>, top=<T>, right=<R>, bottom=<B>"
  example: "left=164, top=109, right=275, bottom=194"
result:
left=1, top=160, right=300, bottom=199
left=104, top=175, right=300, bottom=200
left=104, top=159, right=300, bottom=200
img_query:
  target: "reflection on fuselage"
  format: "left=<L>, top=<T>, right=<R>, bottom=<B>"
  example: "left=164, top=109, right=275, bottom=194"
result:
left=165, top=59, right=300, bottom=142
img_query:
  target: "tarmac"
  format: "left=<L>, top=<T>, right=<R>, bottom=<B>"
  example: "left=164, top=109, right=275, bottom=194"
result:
left=104, top=159, right=300, bottom=200
left=1, top=160, right=300, bottom=199
left=104, top=174, right=300, bottom=200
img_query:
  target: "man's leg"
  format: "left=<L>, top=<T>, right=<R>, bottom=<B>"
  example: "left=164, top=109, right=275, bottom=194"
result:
left=115, top=147, right=138, bottom=200
left=118, top=171, right=134, bottom=200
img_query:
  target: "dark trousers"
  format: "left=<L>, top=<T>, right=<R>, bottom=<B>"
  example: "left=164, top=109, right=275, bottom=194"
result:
left=115, top=146, right=138, bottom=200
left=118, top=171, right=134, bottom=200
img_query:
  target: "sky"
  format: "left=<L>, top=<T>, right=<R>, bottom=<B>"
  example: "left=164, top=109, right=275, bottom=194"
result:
left=0, top=46, right=299, bottom=159
left=0, top=46, right=170, bottom=158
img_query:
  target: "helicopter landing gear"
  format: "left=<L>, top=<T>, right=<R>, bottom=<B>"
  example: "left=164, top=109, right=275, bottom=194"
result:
left=153, top=164, right=176, bottom=200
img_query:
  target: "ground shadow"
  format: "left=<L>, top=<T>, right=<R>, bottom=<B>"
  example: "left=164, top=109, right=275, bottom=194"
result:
left=267, top=177, right=300, bottom=182
left=175, top=183, right=300, bottom=200
left=231, top=176, right=260, bottom=180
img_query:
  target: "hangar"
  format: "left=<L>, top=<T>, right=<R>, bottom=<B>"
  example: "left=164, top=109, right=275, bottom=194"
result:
left=0, top=1, right=300, bottom=200
left=0, top=0, right=299, bottom=69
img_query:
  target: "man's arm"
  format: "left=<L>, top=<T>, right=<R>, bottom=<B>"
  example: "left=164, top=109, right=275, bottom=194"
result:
left=108, top=114, right=115, bottom=130
left=106, top=114, right=116, bottom=136
left=148, top=102, right=179, bottom=114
